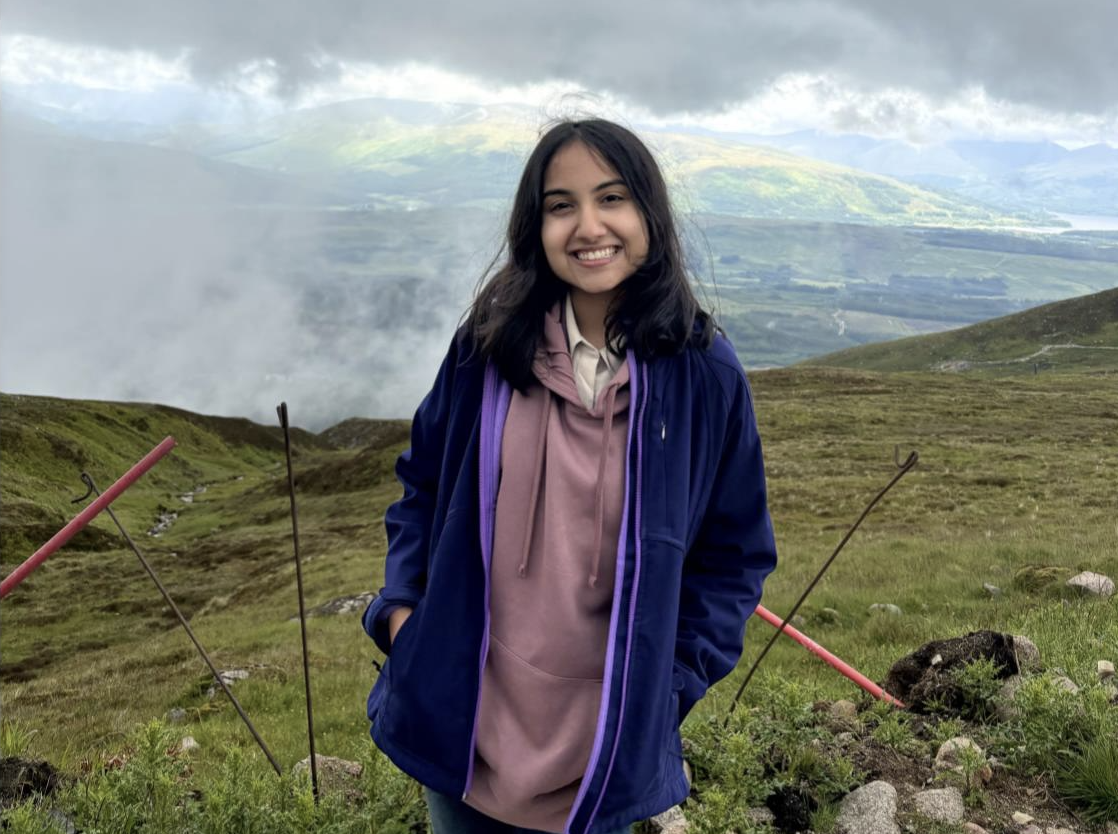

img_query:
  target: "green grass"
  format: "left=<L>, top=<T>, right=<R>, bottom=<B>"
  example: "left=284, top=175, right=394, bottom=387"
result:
left=2, top=367, right=1116, bottom=825
left=804, top=285, right=1118, bottom=374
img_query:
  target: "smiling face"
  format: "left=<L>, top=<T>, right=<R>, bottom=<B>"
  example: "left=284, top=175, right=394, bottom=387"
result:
left=540, top=140, right=650, bottom=308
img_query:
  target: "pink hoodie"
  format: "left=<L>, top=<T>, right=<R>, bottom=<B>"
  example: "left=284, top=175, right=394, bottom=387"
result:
left=463, top=302, right=631, bottom=832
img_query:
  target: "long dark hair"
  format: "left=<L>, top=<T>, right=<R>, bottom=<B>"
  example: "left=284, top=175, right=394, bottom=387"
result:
left=465, top=118, right=714, bottom=389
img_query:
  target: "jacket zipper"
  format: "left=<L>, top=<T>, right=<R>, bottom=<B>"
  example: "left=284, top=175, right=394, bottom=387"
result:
left=565, top=354, right=649, bottom=834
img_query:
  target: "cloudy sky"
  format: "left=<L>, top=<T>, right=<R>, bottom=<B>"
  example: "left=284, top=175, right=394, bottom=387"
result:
left=3, top=0, right=1117, bottom=144
left=1, top=2, right=1116, bottom=430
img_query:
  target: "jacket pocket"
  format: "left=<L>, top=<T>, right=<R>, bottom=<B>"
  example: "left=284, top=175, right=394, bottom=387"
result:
left=366, top=663, right=390, bottom=726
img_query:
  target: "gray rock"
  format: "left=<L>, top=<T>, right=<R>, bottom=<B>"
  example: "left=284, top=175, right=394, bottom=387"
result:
left=911, top=787, right=965, bottom=823
left=983, top=583, right=1003, bottom=597
left=1012, top=811, right=1036, bottom=825
left=790, top=614, right=807, bottom=629
left=47, top=809, right=77, bottom=834
left=934, top=737, right=991, bottom=783
left=1098, top=660, right=1115, bottom=681
left=747, top=806, right=776, bottom=825
left=294, top=755, right=364, bottom=800
left=1013, top=635, right=1041, bottom=670
left=819, top=607, right=841, bottom=624
left=300, top=592, right=375, bottom=619
left=836, top=780, right=899, bottom=834
left=180, top=736, right=199, bottom=753
left=167, top=707, right=187, bottom=724
left=1052, top=674, right=1080, bottom=694
left=829, top=699, right=859, bottom=724
left=868, top=603, right=903, bottom=616
left=649, top=805, right=687, bottom=834
left=1044, top=827, right=1077, bottom=834
left=1066, top=571, right=1115, bottom=597
left=205, top=668, right=250, bottom=699
left=962, top=824, right=990, bottom=834
left=996, top=675, right=1025, bottom=720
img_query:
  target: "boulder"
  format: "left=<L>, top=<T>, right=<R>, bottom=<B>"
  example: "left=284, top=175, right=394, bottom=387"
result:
left=1013, top=635, right=1042, bottom=670
left=1097, top=660, right=1115, bottom=681
left=935, top=737, right=992, bottom=784
left=911, top=787, right=965, bottom=823
left=293, top=755, right=364, bottom=800
left=649, top=805, right=687, bottom=834
left=836, top=781, right=899, bottom=834
left=1066, top=571, right=1115, bottom=597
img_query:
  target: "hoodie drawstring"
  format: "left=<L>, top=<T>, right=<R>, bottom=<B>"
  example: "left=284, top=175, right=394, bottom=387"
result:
left=517, top=392, right=552, bottom=578
left=587, top=383, right=618, bottom=588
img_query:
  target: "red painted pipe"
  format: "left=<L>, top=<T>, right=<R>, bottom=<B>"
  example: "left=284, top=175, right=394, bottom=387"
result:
left=0, top=436, right=177, bottom=599
left=754, top=604, right=905, bottom=707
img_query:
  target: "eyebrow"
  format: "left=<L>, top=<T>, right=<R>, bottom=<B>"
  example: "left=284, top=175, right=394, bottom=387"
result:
left=542, top=179, right=627, bottom=199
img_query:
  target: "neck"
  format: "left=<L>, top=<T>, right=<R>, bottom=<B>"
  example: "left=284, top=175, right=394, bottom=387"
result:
left=568, top=289, right=615, bottom=349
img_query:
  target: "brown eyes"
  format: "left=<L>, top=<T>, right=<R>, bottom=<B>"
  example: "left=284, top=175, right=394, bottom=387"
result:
left=545, top=194, right=626, bottom=214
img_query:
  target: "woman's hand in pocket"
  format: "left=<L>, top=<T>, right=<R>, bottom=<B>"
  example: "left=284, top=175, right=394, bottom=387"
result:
left=388, top=606, right=414, bottom=647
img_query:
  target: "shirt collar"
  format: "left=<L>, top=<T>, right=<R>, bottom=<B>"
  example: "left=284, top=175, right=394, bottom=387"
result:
left=564, top=293, right=624, bottom=370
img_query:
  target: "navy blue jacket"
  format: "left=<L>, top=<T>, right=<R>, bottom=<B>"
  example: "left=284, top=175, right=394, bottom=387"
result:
left=363, top=328, right=777, bottom=834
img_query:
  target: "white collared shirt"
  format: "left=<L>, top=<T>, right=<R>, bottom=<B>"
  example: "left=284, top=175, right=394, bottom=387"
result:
left=564, top=293, right=624, bottom=410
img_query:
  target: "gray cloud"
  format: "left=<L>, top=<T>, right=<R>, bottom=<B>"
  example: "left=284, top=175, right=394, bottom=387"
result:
left=4, top=0, right=1117, bottom=117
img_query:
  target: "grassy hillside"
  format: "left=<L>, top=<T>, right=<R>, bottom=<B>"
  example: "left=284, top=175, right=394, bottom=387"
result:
left=161, top=103, right=1041, bottom=227
left=801, top=285, right=1118, bottom=374
left=2, top=368, right=1115, bottom=786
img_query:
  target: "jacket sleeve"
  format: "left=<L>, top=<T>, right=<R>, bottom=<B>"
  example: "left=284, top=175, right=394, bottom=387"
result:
left=673, top=360, right=777, bottom=723
left=362, top=333, right=463, bottom=655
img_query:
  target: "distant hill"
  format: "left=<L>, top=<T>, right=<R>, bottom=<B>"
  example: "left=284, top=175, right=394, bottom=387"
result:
left=802, top=286, right=1118, bottom=374
left=8, top=96, right=1038, bottom=227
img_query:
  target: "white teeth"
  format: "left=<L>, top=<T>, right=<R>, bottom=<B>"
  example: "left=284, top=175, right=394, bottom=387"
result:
left=575, top=247, right=618, bottom=261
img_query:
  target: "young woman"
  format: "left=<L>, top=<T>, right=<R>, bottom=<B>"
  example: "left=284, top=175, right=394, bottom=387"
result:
left=363, top=119, right=778, bottom=834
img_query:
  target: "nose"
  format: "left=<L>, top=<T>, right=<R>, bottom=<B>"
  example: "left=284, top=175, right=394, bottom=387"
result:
left=575, top=204, right=607, bottom=240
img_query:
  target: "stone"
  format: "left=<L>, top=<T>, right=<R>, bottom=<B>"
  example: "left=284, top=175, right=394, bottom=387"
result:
left=1052, top=674, right=1079, bottom=695
left=1106, top=822, right=1118, bottom=834
left=1098, top=660, right=1115, bottom=681
left=869, top=603, right=903, bottom=616
left=206, top=668, right=250, bottom=699
left=911, top=787, right=965, bottom=823
left=1012, top=811, right=1035, bottom=825
left=747, top=806, right=776, bottom=825
left=983, top=583, right=1003, bottom=597
left=179, top=736, right=199, bottom=753
left=1044, top=828, right=1077, bottom=834
left=790, top=613, right=807, bottom=629
left=819, top=607, right=841, bottom=624
left=301, top=592, right=376, bottom=619
left=167, top=707, right=187, bottom=724
left=649, top=805, right=687, bottom=834
left=293, top=755, right=364, bottom=800
left=1066, top=571, right=1115, bottom=597
left=1019, top=827, right=1041, bottom=834
left=836, top=781, right=899, bottom=834
left=996, top=675, right=1025, bottom=721
left=1013, top=635, right=1042, bottom=670
left=836, top=731, right=856, bottom=745
left=962, top=824, right=989, bottom=834
left=829, top=699, right=859, bottom=725
left=934, top=737, right=991, bottom=783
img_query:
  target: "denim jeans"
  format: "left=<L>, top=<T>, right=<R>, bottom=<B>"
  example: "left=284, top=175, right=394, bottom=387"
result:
left=424, top=787, right=633, bottom=834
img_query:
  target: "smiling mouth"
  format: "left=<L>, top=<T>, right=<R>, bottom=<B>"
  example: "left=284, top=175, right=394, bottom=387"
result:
left=572, top=246, right=620, bottom=262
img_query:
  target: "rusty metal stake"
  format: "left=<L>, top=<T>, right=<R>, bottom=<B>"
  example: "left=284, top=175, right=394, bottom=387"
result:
left=277, top=402, right=318, bottom=801
left=725, top=447, right=919, bottom=723
left=76, top=473, right=283, bottom=775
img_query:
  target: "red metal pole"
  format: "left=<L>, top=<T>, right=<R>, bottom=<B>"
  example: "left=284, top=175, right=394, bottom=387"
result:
left=753, top=604, right=905, bottom=707
left=0, top=436, right=177, bottom=599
